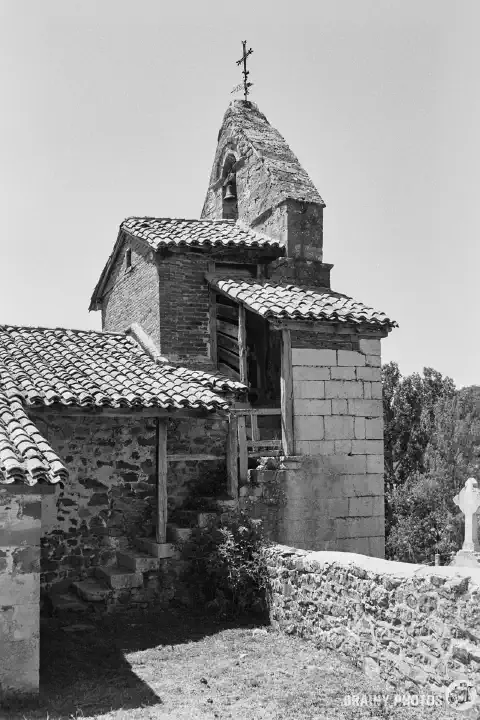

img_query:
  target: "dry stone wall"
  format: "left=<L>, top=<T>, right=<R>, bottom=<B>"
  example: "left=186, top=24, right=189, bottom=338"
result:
left=0, top=488, right=42, bottom=699
left=267, top=546, right=480, bottom=704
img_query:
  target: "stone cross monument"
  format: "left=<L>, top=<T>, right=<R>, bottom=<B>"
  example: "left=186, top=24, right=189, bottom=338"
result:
left=452, top=477, right=480, bottom=567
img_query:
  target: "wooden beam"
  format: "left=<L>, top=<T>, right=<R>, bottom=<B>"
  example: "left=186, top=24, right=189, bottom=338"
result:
left=238, top=416, right=248, bottom=485
left=248, top=440, right=282, bottom=449
left=238, top=304, right=248, bottom=385
left=208, top=288, right=217, bottom=363
left=28, top=406, right=226, bottom=420
left=216, top=304, right=238, bottom=322
left=218, top=362, right=241, bottom=382
left=270, top=320, right=389, bottom=337
left=230, top=407, right=281, bottom=416
left=226, top=415, right=239, bottom=499
left=217, top=332, right=239, bottom=354
left=156, top=419, right=168, bottom=543
left=218, top=347, right=240, bottom=370
left=217, top=320, right=238, bottom=339
left=281, top=329, right=294, bottom=456
left=250, top=413, right=260, bottom=442
left=167, top=453, right=224, bottom=462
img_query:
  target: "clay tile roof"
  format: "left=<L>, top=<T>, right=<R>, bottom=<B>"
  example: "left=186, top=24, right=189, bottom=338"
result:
left=208, top=277, right=397, bottom=329
left=0, top=325, right=245, bottom=485
left=121, top=217, right=281, bottom=250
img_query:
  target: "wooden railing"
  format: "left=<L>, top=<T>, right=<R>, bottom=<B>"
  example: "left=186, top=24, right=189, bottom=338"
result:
left=226, top=407, right=282, bottom=497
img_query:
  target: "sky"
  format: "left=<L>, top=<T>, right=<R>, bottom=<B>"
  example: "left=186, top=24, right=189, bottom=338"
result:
left=0, top=1, right=478, bottom=389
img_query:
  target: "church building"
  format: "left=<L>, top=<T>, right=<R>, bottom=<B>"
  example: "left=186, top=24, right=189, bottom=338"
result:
left=0, top=98, right=395, bottom=699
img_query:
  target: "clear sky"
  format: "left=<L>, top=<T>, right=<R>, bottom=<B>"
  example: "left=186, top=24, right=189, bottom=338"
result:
left=0, top=1, right=478, bottom=389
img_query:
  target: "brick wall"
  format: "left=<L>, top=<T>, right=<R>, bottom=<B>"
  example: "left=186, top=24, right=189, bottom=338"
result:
left=290, top=338, right=385, bottom=556
left=0, top=488, right=42, bottom=698
left=156, top=253, right=211, bottom=366
left=101, top=239, right=161, bottom=349
left=268, top=546, right=480, bottom=701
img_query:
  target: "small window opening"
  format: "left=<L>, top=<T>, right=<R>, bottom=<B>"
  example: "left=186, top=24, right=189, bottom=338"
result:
left=125, top=248, right=132, bottom=271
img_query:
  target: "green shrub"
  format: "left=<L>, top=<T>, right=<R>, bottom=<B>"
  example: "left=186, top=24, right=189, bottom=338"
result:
left=179, top=509, right=271, bottom=619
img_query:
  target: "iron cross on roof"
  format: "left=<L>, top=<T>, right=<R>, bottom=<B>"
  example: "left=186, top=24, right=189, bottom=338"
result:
left=231, top=41, right=253, bottom=101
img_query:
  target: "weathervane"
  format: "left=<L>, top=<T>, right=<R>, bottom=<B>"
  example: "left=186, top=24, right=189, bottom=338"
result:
left=231, top=40, right=253, bottom=101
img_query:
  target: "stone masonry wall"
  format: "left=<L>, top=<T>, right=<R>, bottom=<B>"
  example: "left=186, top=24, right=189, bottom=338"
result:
left=0, top=488, right=42, bottom=699
left=101, top=237, right=161, bottom=349
left=290, top=339, right=385, bottom=555
left=33, top=412, right=229, bottom=592
left=267, top=546, right=480, bottom=703
left=240, top=456, right=384, bottom=556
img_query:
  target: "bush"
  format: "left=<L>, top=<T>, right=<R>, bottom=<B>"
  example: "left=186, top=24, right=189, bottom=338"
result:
left=179, top=509, right=271, bottom=619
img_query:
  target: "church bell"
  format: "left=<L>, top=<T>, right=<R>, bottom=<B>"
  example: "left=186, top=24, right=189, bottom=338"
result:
left=223, top=182, right=236, bottom=202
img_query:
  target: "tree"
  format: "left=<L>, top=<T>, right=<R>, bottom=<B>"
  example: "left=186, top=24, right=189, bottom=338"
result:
left=382, top=362, right=455, bottom=493
left=385, top=374, right=480, bottom=564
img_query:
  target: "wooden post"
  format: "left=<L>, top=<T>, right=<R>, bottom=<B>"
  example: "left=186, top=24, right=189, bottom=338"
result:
left=280, top=329, right=294, bottom=456
left=238, top=304, right=248, bottom=384
left=226, top=415, right=239, bottom=499
left=238, top=415, right=248, bottom=485
left=156, top=419, right=168, bottom=543
left=208, top=288, right=217, bottom=364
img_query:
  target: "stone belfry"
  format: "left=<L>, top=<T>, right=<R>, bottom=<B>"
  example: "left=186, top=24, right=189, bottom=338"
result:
left=201, top=99, right=332, bottom=288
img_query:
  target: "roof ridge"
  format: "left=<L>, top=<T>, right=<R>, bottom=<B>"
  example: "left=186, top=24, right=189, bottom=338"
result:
left=123, top=216, right=236, bottom=225
left=0, top=323, right=126, bottom=337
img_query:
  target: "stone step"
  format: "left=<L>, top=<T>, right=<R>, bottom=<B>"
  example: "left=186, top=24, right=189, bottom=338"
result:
left=72, top=578, right=111, bottom=603
left=116, top=549, right=162, bottom=573
left=134, top=538, right=176, bottom=559
left=167, top=524, right=193, bottom=543
left=95, top=565, right=143, bottom=590
left=50, top=592, right=90, bottom=618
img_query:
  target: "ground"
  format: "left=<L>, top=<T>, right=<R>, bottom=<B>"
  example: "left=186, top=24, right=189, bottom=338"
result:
left=4, top=610, right=460, bottom=720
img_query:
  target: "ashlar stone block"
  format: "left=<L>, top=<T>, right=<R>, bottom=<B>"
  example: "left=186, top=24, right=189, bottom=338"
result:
left=292, top=381, right=325, bottom=399
left=354, top=417, right=366, bottom=439
left=292, top=366, right=331, bottom=381
left=325, top=380, right=363, bottom=399
left=337, top=350, right=366, bottom=367
left=294, top=399, right=331, bottom=416
left=292, top=348, right=336, bottom=366
left=347, top=399, right=383, bottom=417
left=359, top=338, right=381, bottom=356
left=324, top=416, right=355, bottom=441
left=351, top=440, right=384, bottom=455
left=366, top=417, right=384, bottom=439
left=294, top=415, right=324, bottom=441
left=309, top=440, right=335, bottom=455
left=356, top=366, right=382, bottom=382
left=331, top=367, right=356, bottom=380
left=331, top=399, right=348, bottom=415
left=367, top=454, right=385, bottom=474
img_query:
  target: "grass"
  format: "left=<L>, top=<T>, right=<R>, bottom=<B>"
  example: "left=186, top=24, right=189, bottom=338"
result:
left=3, top=609, right=460, bottom=720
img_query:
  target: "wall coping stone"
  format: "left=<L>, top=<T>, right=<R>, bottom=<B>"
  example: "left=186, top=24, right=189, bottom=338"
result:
left=268, top=544, right=480, bottom=583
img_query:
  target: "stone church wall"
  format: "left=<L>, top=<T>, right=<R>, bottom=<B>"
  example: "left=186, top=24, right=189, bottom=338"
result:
left=289, top=337, right=385, bottom=556
left=267, top=545, right=480, bottom=700
left=34, top=412, right=228, bottom=592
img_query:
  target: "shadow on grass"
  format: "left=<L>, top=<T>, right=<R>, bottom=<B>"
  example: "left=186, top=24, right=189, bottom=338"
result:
left=4, top=608, right=267, bottom=720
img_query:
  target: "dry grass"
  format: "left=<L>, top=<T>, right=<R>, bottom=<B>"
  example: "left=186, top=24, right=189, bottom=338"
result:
left=3, top=610, right=460, bottom=720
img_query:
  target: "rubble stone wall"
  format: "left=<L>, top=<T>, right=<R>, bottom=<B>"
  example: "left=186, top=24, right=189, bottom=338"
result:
left=0, top=488, right=41, bottom=699
left=267, top=545, right=480, bottom=699
left=34, top=412, right=228, bottom=592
